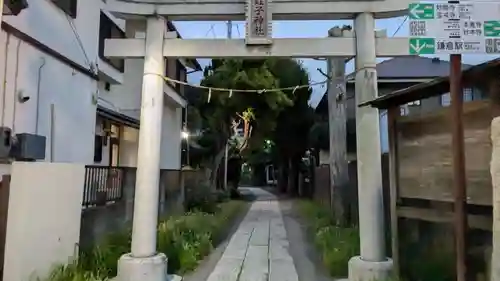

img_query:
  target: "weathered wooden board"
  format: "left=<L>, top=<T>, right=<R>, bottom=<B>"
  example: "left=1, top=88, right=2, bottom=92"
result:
left=397, top=100, right=492, bottom=206
left=397, top=206, right=492, bottom=230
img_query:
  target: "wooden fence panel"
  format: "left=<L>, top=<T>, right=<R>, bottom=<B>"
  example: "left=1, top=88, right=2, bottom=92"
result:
left=397, top=100, right=492, bottom=206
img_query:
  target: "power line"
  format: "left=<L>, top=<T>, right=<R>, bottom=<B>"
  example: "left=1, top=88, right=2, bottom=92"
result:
left=65, top=14, right=93, bottom=70
left=236, top=24, right=241, bottom=38
left=205, top=23, right=217, bottom=38
left=392, top=16, right=408, bottom=37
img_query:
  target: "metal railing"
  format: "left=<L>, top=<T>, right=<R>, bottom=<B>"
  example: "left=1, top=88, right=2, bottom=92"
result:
left=83, top=165, right=124, bottom=208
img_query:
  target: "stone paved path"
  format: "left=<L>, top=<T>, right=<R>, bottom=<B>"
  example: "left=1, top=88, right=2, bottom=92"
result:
left=206, top=188, right=298, bottom=281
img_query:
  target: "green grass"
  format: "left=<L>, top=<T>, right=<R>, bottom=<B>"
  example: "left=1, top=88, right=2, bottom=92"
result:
left=37, top=200, right=246, bottom=281
left=296, top=200, right=359, bottom=278
left=297, top=200, right=456, bottom=281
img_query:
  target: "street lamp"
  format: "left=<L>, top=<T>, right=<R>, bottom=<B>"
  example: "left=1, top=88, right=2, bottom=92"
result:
left=181, top=127, right=190, bottom=166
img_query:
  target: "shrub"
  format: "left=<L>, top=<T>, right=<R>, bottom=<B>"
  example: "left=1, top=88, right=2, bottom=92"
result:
left=35, top=263, right=108, bottom=281
left=185, top=184, right=230, bottom=213
left=40, top=201, right=245, bottom=281
left=297, top=200, right=359, bottom=278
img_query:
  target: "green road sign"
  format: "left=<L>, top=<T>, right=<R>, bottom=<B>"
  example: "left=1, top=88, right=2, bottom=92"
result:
left=485, top=21, right=500, bottom=37
left=409, top=38, right=435, bottom=55
left=409, top=3, right=435, bottom=20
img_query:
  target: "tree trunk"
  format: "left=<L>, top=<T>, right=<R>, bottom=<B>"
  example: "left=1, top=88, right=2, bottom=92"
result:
left=277, top=159, right=289, bottom=193
left=210, top=147, right=226, bottom=190
left=287, top=156, right=300, bottom=196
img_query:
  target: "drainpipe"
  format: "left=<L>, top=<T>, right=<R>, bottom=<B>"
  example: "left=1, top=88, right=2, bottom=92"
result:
left=11, top=39, right=21, bottom=132
left=35, top=57, right=46, bottom=134
left=1, top=33, right=9, bottom=127
left=50, top=104, right=55, bottom=162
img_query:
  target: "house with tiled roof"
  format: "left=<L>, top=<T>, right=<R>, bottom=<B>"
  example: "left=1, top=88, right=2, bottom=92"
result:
left=315, top=56, right=475, bottom=163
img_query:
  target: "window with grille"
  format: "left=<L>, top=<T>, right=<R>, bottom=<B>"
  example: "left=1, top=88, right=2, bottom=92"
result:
left=441, top=88, right=476, bottom=107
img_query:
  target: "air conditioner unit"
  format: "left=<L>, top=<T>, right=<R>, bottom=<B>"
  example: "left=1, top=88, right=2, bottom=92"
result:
left=0, top=128, right=46, bottom=161
left=10, top=133, right=46, bottom=161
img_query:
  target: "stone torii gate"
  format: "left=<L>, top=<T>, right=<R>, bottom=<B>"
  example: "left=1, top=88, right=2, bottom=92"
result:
left=104, top=1, right=412, bottom=280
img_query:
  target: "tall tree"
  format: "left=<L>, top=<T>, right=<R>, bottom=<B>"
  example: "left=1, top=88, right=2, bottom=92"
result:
left=269, top=59, right=315, bottom=195
left=192, top=59, right=294, bottom=189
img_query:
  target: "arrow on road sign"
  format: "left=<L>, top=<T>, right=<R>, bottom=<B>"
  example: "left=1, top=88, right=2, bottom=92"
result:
left=411, top=40, right=423, bottom=53
left=409, top=38, right=435, bottom=54
left=410, top=4, right=423, bottom=19
left=408, top=3, right=435, bottom=20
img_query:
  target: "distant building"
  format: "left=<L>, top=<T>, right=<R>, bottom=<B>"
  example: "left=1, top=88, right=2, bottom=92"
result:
left=314, top=56, right=474, bottom=164
left=0, top=1, right=200, bottom=174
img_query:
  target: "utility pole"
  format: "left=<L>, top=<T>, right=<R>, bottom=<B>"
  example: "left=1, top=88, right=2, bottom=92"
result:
left=450, top=53, right=468, bottom=281
left=326, top=26, right=349, bottom=225
left=227, top=20, right=233, bottom=39
left=223, top=20, right=232, bottom=191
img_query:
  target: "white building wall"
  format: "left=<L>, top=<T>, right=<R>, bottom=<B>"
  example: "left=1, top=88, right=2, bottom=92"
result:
left=0, top=33, right=97, bottom=164
left=3, top=0, right=101, bottom=72
left=160, top=103, right=182, bottom=170
left=0, top=0, right=132, bottom=166
left=120, top=126, right=139, bottom=167
left=98, top=58, right=143, bottom=119
left=0, top=0, right=121, bottom=165
left=0, top=1, right=184, bottom=169
left=99, top=55, right=185, bottom=170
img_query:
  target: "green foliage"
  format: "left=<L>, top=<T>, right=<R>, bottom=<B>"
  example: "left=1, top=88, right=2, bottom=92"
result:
left=194, top=59, right=293, bottom=139
left=297, top=200, right=359, bottom=278
left=245, top=140, right=275, bottom=166
left=401, top=239, right=455, bottom=281
left=188, top=58, right=315, bottom=187
left=191, top=59, right=311, bottom=154
left=39, top=201, right=245, bottom=281
left=270, top=59, right=314, bottom=167
left=185, top=183, right=229, bottom=213
left=34, top=264, right=107, bottom=281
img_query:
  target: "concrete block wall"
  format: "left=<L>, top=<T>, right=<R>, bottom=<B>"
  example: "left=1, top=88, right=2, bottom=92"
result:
left=3, top=162, right=85, bottom=281
left=79, top=168, right=185, bottom=249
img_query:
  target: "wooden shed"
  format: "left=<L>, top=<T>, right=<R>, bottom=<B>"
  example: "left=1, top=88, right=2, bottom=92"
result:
left=360, top=58, right=500, bottom=281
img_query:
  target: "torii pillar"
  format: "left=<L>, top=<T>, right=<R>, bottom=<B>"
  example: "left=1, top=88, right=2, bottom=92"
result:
left=348, top=12, right=393, bottom=281
left=115, top=16, right=169, bottom=281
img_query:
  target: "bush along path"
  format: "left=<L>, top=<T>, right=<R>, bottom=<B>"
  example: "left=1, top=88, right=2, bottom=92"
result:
left=39, top=200, right=247, bottom=281
left=296, top=200, right=359, bottom=279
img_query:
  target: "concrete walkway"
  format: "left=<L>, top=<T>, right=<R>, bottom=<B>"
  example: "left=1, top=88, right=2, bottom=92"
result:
left=206, top=188, right=299, bottom=281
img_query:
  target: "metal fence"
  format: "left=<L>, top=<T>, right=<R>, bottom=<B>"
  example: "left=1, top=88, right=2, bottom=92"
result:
left=83, top=165, right=124, bottom=208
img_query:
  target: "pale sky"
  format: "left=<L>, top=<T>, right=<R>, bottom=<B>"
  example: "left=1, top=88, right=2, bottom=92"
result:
left=174, top=18, right=497, bottom=108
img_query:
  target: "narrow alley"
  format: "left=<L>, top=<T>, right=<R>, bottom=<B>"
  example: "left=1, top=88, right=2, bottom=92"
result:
left=185, top=187, right=336, bottom=281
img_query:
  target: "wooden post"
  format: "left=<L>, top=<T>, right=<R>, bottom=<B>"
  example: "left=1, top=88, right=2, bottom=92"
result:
left=327, top=26, right=349, bottom=224
left=449, top=53, right=468, bottom=281
left=387, top=106, right=400, bottom=276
